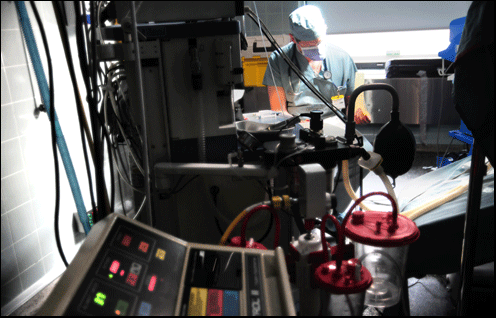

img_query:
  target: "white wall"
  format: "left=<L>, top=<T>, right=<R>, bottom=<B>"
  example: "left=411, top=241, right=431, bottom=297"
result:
left=1, top=1, right=96, bottom=314
left=311, top=1, right=472, bottom=34
left=328, top=29, right=451, bottom=63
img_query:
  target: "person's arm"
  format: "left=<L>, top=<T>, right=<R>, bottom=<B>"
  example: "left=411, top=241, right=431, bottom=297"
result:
left=267, top=85, right=292, bottom=117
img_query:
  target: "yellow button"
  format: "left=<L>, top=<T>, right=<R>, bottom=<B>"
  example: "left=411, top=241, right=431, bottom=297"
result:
left=188, top=288, right=207, bottom=316
left=155, top=248, right=166, bottom=260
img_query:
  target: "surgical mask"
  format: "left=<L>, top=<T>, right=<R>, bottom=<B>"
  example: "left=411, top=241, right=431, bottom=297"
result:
left=300, top=44, right=325, bottom=61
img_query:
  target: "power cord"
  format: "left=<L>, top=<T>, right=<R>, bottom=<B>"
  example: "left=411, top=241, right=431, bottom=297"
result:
left=408, top=278, right=422, bottom=288
left=52, top=1, right=97, bottom=220
left=29, top=1, right=68, bottom=267
left=209, top=185, right=274, bottom=244
left=75, top=1, right=107, bottom=222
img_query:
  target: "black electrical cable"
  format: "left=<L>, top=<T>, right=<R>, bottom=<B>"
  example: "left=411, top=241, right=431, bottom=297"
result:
left=111, top=133, right=126, bottom=216
left=255, top=208, right=274, bottom=243
left=210, top=187, right=274, bottom=244
left=291, top=204, right=307, bottom=235
left=118, top=168, right=126, bottom=215
left=439, top=137, right=455, bottom=168
left=89, top=4, right=119, bottom=215
left=172, top=175, right=200, bottom=194
left=408, top=278, right=422, bottom=288
left=29, top=1, right=68, bottom=268
left=214, top=216, right=226, bottom=237
left=75, top=1, right=106, bottom=221
left=90, top=1, right=106, bottom=220
left=374, top=307, right=384, bottom=316
left=52, top=1, right=97, bottom=220
left=98, top=108, right=115, bottom=212
left=332, top=165, right=341, bottom=194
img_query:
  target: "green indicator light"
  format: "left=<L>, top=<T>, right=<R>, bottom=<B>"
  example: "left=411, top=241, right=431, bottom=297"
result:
left=109, top=274, right=113, bottom=279
left=94, top=292, right=107, bottom=306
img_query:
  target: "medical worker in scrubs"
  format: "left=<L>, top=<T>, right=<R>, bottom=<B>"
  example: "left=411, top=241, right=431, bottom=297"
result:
left=263, top=5, right=370, bottom=124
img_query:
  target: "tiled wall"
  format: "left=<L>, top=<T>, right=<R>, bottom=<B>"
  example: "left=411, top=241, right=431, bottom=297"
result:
left=1, top=1, right=92, bottom=313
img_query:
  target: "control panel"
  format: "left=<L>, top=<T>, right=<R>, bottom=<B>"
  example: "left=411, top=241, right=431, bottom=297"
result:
left=38, top=213, right=295, bottom=316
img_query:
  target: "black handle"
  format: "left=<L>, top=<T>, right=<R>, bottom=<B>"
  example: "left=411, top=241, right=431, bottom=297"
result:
left=345, top=83, right=400, bottom=144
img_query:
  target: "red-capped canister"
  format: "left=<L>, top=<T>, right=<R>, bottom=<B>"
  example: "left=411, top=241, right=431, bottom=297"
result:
left=341, top=192, right=420, bottom=308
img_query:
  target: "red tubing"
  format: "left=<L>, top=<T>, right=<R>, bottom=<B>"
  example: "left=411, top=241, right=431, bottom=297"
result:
left=341, top=191, right=398, bottom=230
left=240, top=205, right=280, bottom=249
left=321, top=214, right=344, bottom=269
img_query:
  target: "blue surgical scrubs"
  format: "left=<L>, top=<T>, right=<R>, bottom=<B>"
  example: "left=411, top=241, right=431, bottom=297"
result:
left=262, top=40, right=357, bottom=116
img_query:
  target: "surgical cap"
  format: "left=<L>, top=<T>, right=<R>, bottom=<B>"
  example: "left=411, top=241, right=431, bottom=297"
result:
left=289, top=5, right=327, bottom=41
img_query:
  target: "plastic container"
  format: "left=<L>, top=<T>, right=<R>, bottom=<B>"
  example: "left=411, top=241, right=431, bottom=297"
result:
left=314, top=214, right=373, bottom=316
left=288, top=229, right=328, bottom=316
left=241, top=34, right=291, bottom=87
left=353, top=242, right=408, bottom=307
left=242, top=56, right=268, bottom=87
left=325, top=276, right=368, bottom=316
left=342, top=192, right=420, bottom=308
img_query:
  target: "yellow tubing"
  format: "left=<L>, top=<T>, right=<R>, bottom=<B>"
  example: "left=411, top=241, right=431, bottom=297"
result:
left=219, top=201, right=270, bottom=246
left=219, top=209, right=250, bottom=245
left=401, top=183, right=468, bottom=220
left=345, top=158, right=492, bottom=220
left=378, top=170, right=399, bottom=208
left=401, top=163, right=492, bottom=220
left=342, top=160, right=373, bottom=211
left=401, top=162, right=492, bottom=220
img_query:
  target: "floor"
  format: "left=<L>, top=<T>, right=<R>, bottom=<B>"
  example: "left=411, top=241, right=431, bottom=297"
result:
left=9, top=277, right=60, bottom=316
left=9, top=152, right=464, bottom=316
left=362, top=275, right=457, bottom=316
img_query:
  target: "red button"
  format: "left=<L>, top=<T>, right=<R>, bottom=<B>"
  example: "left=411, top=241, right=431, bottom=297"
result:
left=110, top=260, right=120, bottom=274
left=138, top=241, right=149, bottom=253
left=122, top=235, right=132, bottom=247
left=126, top=273, right=138, bottom=287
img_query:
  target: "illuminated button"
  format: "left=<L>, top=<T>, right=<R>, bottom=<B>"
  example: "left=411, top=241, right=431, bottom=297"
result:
left=120, top=270, right=125, bottom=276
left=126, top=273, right=138, bottom=287
left=155, top=248, right=166, bottom=260
left=137, top=301, right=152, bottom=316
left=114, top=299, right=129, bottom=316
left=138, top=241, right=149, bottom=253
left=110, top=260, right=120, bottom=274
left=122, top=234, right=132, bottom=247
left=148, top=275, right=157, bottom=292
left=94, top=292, right=106, bottom=307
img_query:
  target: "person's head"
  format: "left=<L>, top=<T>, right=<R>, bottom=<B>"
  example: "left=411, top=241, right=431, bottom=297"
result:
left=289, top=5, right=327, bottom=60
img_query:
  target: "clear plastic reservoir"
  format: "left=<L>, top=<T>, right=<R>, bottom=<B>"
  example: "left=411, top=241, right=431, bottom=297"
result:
left=353, top=242, right=409, bottom=308
left=322, top=291, right=366, bottom=316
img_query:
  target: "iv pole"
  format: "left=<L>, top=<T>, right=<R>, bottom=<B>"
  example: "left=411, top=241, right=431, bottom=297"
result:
left=457, top=140, right=486, bottom=315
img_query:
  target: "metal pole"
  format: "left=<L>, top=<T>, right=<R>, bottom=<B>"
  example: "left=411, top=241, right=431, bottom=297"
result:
left=457, top=140, right=485, bottom=315
left=130, top=1, right=153, bottom=226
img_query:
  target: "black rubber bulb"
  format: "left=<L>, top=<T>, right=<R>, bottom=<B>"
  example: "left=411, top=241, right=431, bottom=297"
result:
left=374, top=110, right=416, bottom=180
left=348, top=84, right=416, bottom=179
